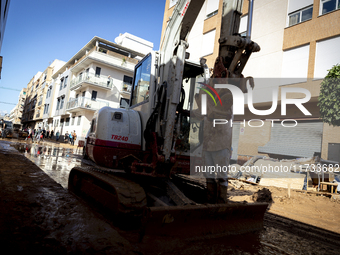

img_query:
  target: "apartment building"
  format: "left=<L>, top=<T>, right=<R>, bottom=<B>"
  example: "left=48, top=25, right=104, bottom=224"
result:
left=161, top=0, right=340, bottom=161
left=43, top=36, right=151, bottom=141
left=8, top=88, right=27, bottom=124
left=22, top=60, right=66, bottom=129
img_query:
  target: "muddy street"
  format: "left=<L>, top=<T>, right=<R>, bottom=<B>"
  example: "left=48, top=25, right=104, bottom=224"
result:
left=12, top=141, right=83, bottom=189
left=0, top=139, right=339, bottom=254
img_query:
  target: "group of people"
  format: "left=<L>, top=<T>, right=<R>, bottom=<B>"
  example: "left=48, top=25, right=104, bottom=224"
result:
left=24, top=127, right=77, bottom=145
left=26, top=127, right=46, bottom=143
left=63, top=130, right=77, bottom=145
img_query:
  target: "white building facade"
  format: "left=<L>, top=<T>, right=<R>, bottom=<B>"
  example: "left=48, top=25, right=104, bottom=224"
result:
left=43, top=35, right=152, bottom=143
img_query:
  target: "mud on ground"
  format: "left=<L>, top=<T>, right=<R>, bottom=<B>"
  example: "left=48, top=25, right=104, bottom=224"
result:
left=0, top=139, right=340, bottom=254
left=0, top=140, right=134, bottom=254
left=227, top=179, right=340, bottom=234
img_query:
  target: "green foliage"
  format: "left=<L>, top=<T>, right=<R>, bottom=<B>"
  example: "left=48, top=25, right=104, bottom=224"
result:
left=318, top=64, right=340, bottom=126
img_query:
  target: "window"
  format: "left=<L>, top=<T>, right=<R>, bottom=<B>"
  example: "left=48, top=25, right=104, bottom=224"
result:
left=60, top=78, right=64, bottom=90
left=46, top=89, right=49, bottom=99
left=71, top=117, right=75, bottom=126
left=320, top=0, right=340, bottom=15
left=206, top=0, right=219, bottom=18
left=201, top=29, right=216, bottom=57
left=56, top=98, right=60, bottom=110
left=95, top=67, right=101, bottom=77
left=99, top=48, right=107, bottom=54
left=82, top=91, right=86, bottom=97
left=47, top=104, right=49, bottom=114
left=239, top=15, right=248, bottom=37
left=60, top=96, right=65, bottom=110
left=120, top=98, right=130, bottom=109
left=85, top=68, right=89, bottom=79
left=60, top=118, right=64, bottom=127
left=64, top=76, right=68, bottom=88
left=43, top=104, right=47, bottom=114
left=65, top=117, right=70, bottom=126
left=288, top=6, right=313, bottom=26
left=123, top=75, right=133, bottom=91
left=131, top=54, right=152, bottom=106
left=123, top=75, right=133, bottom=85
left=281, top=44, right=310, bottom=84
left=77, top=116, right=81, bottom=126
left=91, top=90, right=97, bottom=101
left=314, top=35, right=340, bottom=78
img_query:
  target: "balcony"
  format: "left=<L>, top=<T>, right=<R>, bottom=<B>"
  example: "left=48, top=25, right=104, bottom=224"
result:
left=121, top=82, right=132, bottom=93
left=66, top=97, right=110, bottom=113
left=70, top=73, right=113, bottom=91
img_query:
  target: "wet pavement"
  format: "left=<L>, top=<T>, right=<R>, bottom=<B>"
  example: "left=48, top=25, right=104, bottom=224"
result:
left=12, top=142, right=82, bottom=189
left=1, top=139, right=340, bottom=254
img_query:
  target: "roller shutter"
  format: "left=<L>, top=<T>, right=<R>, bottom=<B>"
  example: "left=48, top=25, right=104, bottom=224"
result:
left=258, top=121, right=323, bottom=158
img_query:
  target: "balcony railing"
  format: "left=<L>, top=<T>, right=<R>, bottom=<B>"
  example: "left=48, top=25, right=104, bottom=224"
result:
left=66, top=97, right=109, bottom=111
left=122, top=83, right=132, bottom=93
left=70, top=73, right=113, bottom=90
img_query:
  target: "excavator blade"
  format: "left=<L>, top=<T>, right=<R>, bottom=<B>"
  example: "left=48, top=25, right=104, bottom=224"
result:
left=69, top=167, right=268, bottom=240
left=142, top=202, right=268, bottom=238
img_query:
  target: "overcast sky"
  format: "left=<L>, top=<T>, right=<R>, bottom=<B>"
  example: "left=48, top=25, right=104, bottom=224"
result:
left=0, top=0, right=165, bottom=114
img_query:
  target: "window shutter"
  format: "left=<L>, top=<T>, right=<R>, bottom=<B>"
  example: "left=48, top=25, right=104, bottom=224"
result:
left=288, top=0, right=313, bottom=14
left=206, top=0, right=219, bottom=16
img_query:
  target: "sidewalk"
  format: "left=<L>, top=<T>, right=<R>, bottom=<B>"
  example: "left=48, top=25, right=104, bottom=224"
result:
left=0, top=140, right=134, bottom=254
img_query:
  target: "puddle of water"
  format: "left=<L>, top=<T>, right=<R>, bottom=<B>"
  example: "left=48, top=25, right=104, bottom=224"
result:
left=12, top=142, right=83, bottom=189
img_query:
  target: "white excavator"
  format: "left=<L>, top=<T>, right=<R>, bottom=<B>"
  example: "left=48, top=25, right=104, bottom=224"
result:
left=68, top=0, right=267, bottom=239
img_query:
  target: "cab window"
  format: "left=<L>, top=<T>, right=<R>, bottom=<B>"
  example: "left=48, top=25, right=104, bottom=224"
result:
left=131, top=54, right=152, bottom=106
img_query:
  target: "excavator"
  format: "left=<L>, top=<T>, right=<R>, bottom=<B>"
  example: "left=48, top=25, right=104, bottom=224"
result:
left=68, top=0, right=267, bottom=240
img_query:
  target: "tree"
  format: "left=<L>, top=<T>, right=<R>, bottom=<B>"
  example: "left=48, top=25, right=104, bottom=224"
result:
left=318, top=64, right=340, bottom=126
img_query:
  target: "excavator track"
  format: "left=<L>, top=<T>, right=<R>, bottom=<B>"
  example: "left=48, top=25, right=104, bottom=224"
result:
left=68, top=166, right=147, bottom=218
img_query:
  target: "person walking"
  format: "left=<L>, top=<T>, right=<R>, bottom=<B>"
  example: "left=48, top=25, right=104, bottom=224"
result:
left=0, top=119, right=5, bottom=139
left=36, top=127, right=42, bottom=143
left=65, top=131, right=69, bottom=143
left=42, top=128, right=46, bottom=140
left=50, top=130, right=54, bottom=139
left=71, top=130, right=77, bottom=146
left=56, top=130, right=60, bottom=142
left=69, top=132, right=74, bottom=145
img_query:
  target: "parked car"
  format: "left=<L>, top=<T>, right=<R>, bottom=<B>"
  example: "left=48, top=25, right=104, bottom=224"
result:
left=1, top=121, right=14, bottom=138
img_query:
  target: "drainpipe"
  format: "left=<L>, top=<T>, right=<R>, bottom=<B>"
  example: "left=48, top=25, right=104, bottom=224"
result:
left=246, top=0, right=254, bottom=39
